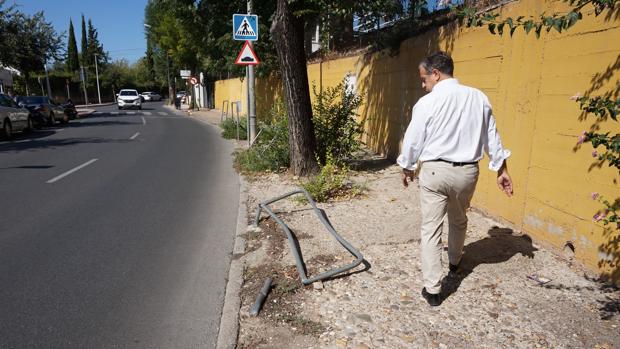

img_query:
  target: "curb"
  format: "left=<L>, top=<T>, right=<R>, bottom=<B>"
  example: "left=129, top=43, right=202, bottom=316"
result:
left=216, top=175, right=247, bottom=349
left=75, top=102, right=115, bottom=108
left=76, top=109, right=95, bottom=116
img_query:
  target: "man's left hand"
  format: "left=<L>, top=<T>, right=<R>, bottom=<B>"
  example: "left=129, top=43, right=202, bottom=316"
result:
left=402, top=169, right=415, bottom=187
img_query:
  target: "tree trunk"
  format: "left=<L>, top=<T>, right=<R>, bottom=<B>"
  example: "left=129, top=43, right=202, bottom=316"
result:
left=270, top=0, right=319, bottom=176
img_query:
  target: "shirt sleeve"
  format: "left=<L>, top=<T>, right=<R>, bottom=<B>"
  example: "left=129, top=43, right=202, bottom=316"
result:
left=483, top=98, right=511, bottom=171
left=397, top=103, right=427, bottom=171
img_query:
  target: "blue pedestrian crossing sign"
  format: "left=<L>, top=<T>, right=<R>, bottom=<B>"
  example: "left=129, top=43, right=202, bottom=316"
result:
left=233, top=14, right=258, bottom=41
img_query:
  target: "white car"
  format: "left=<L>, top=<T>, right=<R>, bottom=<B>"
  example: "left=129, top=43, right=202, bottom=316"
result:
left=141, top=92, right=161, bottom=101
left=117, top=89, right=142, bottom=110
left=0, top=93, right=31, bottom=139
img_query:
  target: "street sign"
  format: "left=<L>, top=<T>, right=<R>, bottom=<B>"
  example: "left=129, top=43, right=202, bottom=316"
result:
left=180, top=69, right=191, bottom=78
left=190, top=76, right=198, bottom=85
left=234, top=41, right=260, bottom=66
left=233, top=14, right=258, bottom=41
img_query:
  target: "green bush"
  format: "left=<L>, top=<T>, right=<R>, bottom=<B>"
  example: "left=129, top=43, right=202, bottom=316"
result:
left=220, top=117, right=247, bottom=140
left=300, top=154, right=365, bottom=203
left=313, top=79, right=364, bottom=165
left=234, top=102, right=290, bottom=173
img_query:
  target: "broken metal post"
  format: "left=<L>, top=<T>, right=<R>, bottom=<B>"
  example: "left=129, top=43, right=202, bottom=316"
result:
left=249, top=277, right=272, bottom=316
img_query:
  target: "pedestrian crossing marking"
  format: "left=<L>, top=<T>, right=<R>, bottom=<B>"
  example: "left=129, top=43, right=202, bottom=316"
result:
left=235, top=17, right=256, bottom=37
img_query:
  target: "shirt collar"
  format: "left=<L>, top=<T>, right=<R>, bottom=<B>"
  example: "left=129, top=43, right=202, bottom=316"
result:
left=432, top=78, right=459, bottom=92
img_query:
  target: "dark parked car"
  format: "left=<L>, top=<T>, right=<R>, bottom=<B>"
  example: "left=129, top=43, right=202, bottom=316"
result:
left=16, top=95, right=69, bottom=126
left=0, top=93, right=32, bottom=139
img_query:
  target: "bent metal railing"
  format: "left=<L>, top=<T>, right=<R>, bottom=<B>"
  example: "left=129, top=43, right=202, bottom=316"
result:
left=254, top=188, right=365, bottom=285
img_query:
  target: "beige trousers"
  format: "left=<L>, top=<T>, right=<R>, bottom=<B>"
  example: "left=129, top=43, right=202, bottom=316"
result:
left=418, top=161, right=479, bottom=294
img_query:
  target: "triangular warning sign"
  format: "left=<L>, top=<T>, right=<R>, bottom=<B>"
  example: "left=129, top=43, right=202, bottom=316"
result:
left=234, top=41, right=260, bottom=65
left=235, top=17, right=256, bottom=37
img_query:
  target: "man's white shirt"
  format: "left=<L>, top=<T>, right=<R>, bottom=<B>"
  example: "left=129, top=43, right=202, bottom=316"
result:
left=397, top=78, right=511, bottom=171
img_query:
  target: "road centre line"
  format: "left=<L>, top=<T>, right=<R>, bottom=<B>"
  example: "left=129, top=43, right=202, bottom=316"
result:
left=130, top=132, right=140, bottom=140
left=46, top=158, right=98, bottom=184
left=141, top=117, right=146, bottom=125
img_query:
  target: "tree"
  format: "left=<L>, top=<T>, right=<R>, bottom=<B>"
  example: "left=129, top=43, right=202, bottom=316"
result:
left=271, top=0, right=319, bottom=175
left=66, top=19, right=79, bottom=72
left=86, top=19, right=108, bottom=77
left=80, top=14, right=87, bottom=69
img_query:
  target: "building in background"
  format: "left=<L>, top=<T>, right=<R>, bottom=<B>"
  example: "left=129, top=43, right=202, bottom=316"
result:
left=0, top=66, right=20, bottom=94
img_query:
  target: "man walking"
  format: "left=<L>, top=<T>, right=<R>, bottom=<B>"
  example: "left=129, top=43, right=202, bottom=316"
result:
left=398, top=52, right=514, bottom=306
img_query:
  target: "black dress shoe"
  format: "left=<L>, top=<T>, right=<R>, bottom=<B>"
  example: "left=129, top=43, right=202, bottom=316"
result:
left=421, top=288, right=442, bottom=306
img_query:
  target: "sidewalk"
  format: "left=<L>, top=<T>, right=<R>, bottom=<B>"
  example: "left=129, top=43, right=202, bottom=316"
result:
left=232, top=169, right=620, bottom=348
left=184, top=109, right=620, bottom=348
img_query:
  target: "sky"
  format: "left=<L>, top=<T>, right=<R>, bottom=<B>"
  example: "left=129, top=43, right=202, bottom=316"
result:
left=13, top=0, right=149, bottom=64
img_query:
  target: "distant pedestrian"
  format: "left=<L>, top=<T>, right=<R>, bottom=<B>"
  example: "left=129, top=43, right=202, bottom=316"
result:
left=398, top=51, right=513, bottom=306
left=174, top=96, right=181, bottom=109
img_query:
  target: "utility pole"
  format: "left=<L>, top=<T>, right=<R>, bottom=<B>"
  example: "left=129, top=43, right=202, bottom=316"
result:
left=167, top=52, right=173, bottom=105
left=247, top=0, right=257, bottom=144
left=94, top=54, right=101, bottom=104
left=44, top=61, right=52, bottom=99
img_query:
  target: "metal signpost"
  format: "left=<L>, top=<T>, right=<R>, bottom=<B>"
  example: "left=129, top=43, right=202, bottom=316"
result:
left=233, top=9, right=258, bottom=145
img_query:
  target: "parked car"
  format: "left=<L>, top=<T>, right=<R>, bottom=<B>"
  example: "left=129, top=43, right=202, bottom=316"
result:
left=0, top=93, right=32, bottom=139
left=176, top=91, right=186, bottom=99
left=141, top=92, right=162, bottom=101
left=15, top=95, right=68, bottom=126
left=117, top=89, right=142, bottom=110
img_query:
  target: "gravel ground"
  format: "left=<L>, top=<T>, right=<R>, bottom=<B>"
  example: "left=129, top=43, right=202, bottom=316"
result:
left=236, top=165, right=620, bottom=349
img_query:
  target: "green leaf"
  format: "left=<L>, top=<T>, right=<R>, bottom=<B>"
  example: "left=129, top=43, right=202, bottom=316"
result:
left=524, top=20, right=534, bottom=34
left=498, top=22, right=505, bottom=36
left=488, top=23, right=496, bottom=34
left=553, top=18, right=563, bottom=33
left=535, top=23, right=543, bottom=38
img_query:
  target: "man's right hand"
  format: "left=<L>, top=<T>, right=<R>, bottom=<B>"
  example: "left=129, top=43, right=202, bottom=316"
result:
left=402, top=168, right=415, bottom=187
left=497, top=162, right=513, bottom=197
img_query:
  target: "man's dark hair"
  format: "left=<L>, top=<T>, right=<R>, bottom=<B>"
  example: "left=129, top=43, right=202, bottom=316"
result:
left=420, top=51, right=454, bottom=76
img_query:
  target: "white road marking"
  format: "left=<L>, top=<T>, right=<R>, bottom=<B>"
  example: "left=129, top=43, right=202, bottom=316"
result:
left=142, top=111, right=152, bottom=115
left=130, top=132, right=140, bottom=140
left=141, top=117, right=146, bottom=125
left=127, top=111, right=136, bottom=115
left=157, top=112, right=167, bottom=116
left=56, top=129, right=64, bottom=132
left=46, top=158, right=98, bottom=184
left=13, top=139, right=30, bottom=143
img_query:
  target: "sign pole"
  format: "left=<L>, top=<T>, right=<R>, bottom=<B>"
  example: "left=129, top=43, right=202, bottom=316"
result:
left=247, top=0, right=257, bottom=145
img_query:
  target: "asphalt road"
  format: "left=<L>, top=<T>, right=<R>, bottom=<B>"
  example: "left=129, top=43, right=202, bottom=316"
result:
left=0, top=101, right=239, bottom=348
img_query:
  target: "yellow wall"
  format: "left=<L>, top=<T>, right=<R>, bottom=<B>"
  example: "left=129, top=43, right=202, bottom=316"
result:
left=215, top=0, right=620, bottom=281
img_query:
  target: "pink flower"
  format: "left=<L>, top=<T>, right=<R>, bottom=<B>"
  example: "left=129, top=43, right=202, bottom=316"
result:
left=591, top=192, right=599, bottom=200
left=593, top=211, right=606, bottom=222
left=592, top=150, right=598, bottom=158
left=570, top=92, right=583, bottom=101
left=578, top=131, right=587, bottom=145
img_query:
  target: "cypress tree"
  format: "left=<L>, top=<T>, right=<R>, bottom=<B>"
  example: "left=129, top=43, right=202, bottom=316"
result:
left=66, top=19, right=79, bottom=72
left=80, top=14, right=88, bottom=69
